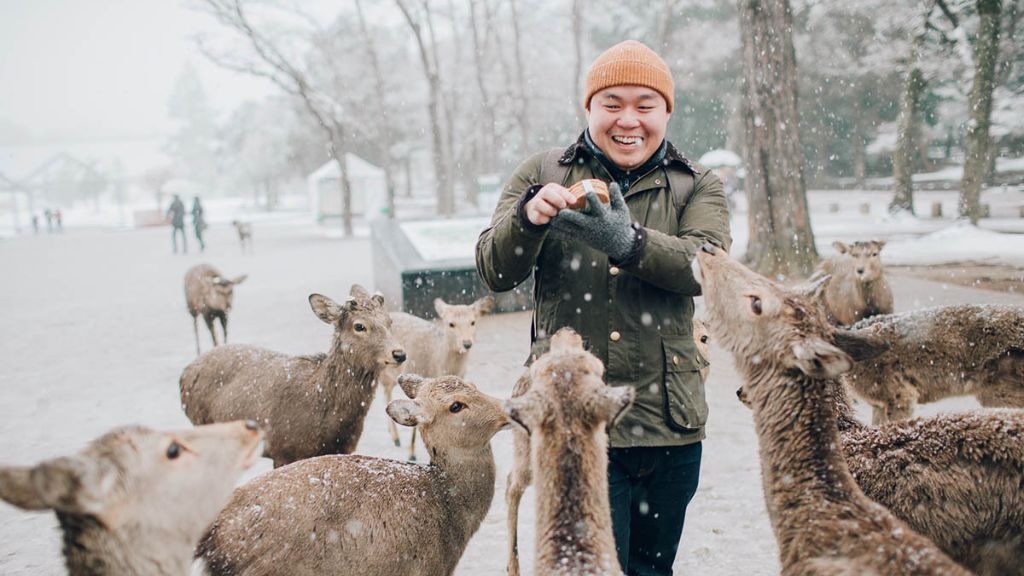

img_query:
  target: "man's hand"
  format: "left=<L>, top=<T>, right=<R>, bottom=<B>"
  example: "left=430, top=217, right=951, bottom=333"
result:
left=549, top=183, right=640, bottom=263
left=524, top=183, right=577, bottom=226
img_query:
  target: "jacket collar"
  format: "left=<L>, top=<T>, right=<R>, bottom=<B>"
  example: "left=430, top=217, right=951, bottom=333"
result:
left=558, top=130, right=701, bottom=175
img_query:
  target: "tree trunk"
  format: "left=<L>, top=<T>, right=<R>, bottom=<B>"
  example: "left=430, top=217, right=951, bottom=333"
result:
left=571, top=0, right=584, bottom=122
left=469, top=0, right=497, bottom=172
left=355, top=0, right=397, bottom=219
left=851, top=95, right=867, bottom=189
left=889, top=65, right=924, bottom=214
left=960, top=0, right=1003, bottom=224
left=508, top=0, right=530, bottom=153
left=396, top=0, right=455, bottom=216
left=739, top=0, right=818, bottom=279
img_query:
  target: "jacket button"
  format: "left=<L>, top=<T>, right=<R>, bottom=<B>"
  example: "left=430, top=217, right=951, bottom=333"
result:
left=655, top=178, right=662, bottom=185
left=610, top=331, right=621, bottom=342
left=609, top=266, right=620, bottom=276
left=673, top=355, right=680, bottom=365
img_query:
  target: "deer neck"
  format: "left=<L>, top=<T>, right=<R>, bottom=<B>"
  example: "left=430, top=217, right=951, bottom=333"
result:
left=426, top=442, right=497, bottom=533
left=314, top=338, right=377, bottom=409
left=58, top=513, right=192, bottom=576
left=745, top=364, right=862, bottom=535
left=534, top=430, right=619, bottom=573
left=832, top=380, right=864, bottom=433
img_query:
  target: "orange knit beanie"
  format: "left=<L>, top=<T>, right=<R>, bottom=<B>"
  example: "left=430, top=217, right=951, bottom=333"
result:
left=584, top=40, right=674, bottom=113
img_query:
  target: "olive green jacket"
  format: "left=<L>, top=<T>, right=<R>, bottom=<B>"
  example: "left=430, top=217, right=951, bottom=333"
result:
left=475, top=135, right=731, bottom=447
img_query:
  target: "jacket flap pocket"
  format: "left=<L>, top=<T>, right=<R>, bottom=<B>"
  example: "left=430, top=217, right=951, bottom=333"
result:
left=663, top=335, right=704, bottom=373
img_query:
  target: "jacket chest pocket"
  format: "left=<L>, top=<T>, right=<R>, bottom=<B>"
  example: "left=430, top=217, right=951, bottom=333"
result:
left=661, top=335, right=709, bottom=432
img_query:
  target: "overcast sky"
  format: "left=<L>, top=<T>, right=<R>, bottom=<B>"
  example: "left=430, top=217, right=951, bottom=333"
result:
left=0, top=0, right=324, bottom=145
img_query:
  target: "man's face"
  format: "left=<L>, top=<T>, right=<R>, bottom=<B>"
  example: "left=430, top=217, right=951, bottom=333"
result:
left=586, top=86, right=671, bottom=171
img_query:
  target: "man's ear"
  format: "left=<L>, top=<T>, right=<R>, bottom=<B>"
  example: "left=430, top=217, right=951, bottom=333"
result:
left=786, top=336, right=852, bottom=379
left=386, top=400, right=427, bottom=427
left=832, top=329, right=890, bottom=363
left=503, top=393, right=547, bottom=434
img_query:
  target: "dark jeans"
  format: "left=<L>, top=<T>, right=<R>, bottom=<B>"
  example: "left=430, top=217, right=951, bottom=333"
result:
left=608, top=442, right=702, bottom=576
left=172, top=225, right=187, bottom=253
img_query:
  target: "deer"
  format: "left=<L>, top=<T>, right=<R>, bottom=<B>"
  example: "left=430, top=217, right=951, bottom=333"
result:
left=184, top=264, right=247, bottom=356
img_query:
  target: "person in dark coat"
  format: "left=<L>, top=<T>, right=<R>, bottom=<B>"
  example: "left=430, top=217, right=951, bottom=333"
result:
left=477, top=40, right=731, bottom=576
left=167, top=195, right=187, bottom=254
left=191, top=196, right=207, bottom=252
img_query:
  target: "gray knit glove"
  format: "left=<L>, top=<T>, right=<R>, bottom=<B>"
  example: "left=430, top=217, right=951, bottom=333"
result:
left=549, top=183, right=640, bottom=263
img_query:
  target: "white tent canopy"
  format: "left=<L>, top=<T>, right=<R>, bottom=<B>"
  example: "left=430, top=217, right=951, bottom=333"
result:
left=307, top=154, right=386, bottom=220
left=698, top=149, right=742, bottom=168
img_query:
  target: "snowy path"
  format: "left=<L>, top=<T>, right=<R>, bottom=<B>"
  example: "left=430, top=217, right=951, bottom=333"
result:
left=1, top=220, right=1022, bottom=575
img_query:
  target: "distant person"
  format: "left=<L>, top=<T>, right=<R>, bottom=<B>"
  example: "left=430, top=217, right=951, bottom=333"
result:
left=167, top=194, right=187, bottom=254
left=44, top=208, right=53, bottom=233
left=54, top=209, right=63, bottom=232
left=31, top=214, right=39, bottom=235
left=192, top=196, right=207, bottom=252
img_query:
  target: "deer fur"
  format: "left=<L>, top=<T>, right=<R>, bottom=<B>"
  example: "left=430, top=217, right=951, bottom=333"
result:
left=503, top=320, right=707, bottom=576
left=0, top=421, right=261, bottom=576
left=379, top=295, right=494, bottom=460
left=843, top=303, right=1024, bottom=424
left=695, top=244, right=970, bottom=576
left=179, top=284, right=406, bottom=468
left=184, top=264, right=247, bottom=356
left=505, top=328, right=634, bottom=576
left=195, top=373, right=509, bottom=576
left=736, top=379, right=1024, bottom=576
left=231, top=220, right=252, bottom=253
left=810, top=240, right=893, bottom=326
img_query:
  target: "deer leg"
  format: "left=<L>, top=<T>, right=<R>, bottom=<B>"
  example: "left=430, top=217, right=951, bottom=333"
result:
left=204, top=315, right=219, bottom=347
left=220, top=315, right=228, bottom=344
left=193, top=316, right=201, bottom=356
left=506, top=428, right=532, bottom=576
left=382, top=378, right=401, bottom=447
left=408, top=427, right=417, bottom=462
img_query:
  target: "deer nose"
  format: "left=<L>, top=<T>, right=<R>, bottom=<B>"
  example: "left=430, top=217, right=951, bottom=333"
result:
left=856, top=267, right=865, bottom=274
left=393, top=349, right=407, bottom=364
left=462, top=340, right=473, bottom=350
left=244, top=420, right=260, bottom=431
left=701, top=243, right=717, bottom=254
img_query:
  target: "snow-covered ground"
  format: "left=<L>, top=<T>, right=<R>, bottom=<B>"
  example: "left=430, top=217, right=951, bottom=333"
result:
left=0, top=194, right=1022, bottom=575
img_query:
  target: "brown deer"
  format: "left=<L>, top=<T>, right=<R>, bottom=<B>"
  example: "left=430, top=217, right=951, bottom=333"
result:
left=231, top=220, right=252, bottom=253
left=695, top=244, right=970, bottom=575
left=180, top=284, right=406, bottom=467
left=195, top=373, right=509, bottom=576
left=810, top=240, right=893, bottom=326
left=184, top=264, right=247, bottom=356
left=0, top=421, right=262, bottom=576
left=505, top=328, right=634, bottom=576
left=379, top=295, right=493, bottom=460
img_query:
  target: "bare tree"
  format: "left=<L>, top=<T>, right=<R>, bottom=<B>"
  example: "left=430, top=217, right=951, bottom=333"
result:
left=197, top=0, right=357, bottom=236
left=507, top=0, right=531, bottom=152
left=571, top=0, right=585, bottom=120
left=739, top=0, right=818, bottom=278
left=355, top=0, right=398, bottom=219
left=396, top=0, right=456, bottom=216
left=960, top=0, right=1004, bottom=223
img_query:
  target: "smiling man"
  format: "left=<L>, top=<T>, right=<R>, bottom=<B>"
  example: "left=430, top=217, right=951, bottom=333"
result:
left=477, top=40, right=731, bottom=575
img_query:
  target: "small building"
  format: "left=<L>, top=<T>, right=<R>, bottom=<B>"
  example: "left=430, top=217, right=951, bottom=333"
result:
left=307, top=154, right=386, bottom=222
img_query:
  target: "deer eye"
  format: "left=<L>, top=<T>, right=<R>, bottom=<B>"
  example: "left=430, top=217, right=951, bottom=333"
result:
left=449, top=322, right=456, bottom=328
left=449, top=402, right=464, bottom=413
left=700, top=335, right=709, bottom=344
left=750, top=297, right=763, bottom=315
left=470, top=320, right=476, bottom=326
left=354, top=322, right=366, bottom=332
left=166, top=441, right=181, bottom=460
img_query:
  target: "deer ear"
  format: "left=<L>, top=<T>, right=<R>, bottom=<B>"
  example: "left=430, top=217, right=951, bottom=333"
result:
left=831, top=241, right=848, bottom=254
left=231, top=274, right=248, bottom=285
left=350, top=284, right=370, bottom=299
left=786, top=336, right=852, bottom=379
left=503, top=393, right=546, bottom=434
left=795, top=274, right=831, bottom=300
left=595, top=386, right=635, bottom=427
left=874, top=240, right=887, bottom=251
left=397, top=373, right=426, bottom=399
left=433, top=298, right=448, bottom=317
left=0, top=457, right=114, bottom=516
left=309, top=294, right=344, bottom=324
left=371, top=291, right=385, bottom=308
left=386, top=400, right=428, bottom=427
left=832, top=329, right=890, bottom=362
left=473, top=295, right=495, bottom=315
